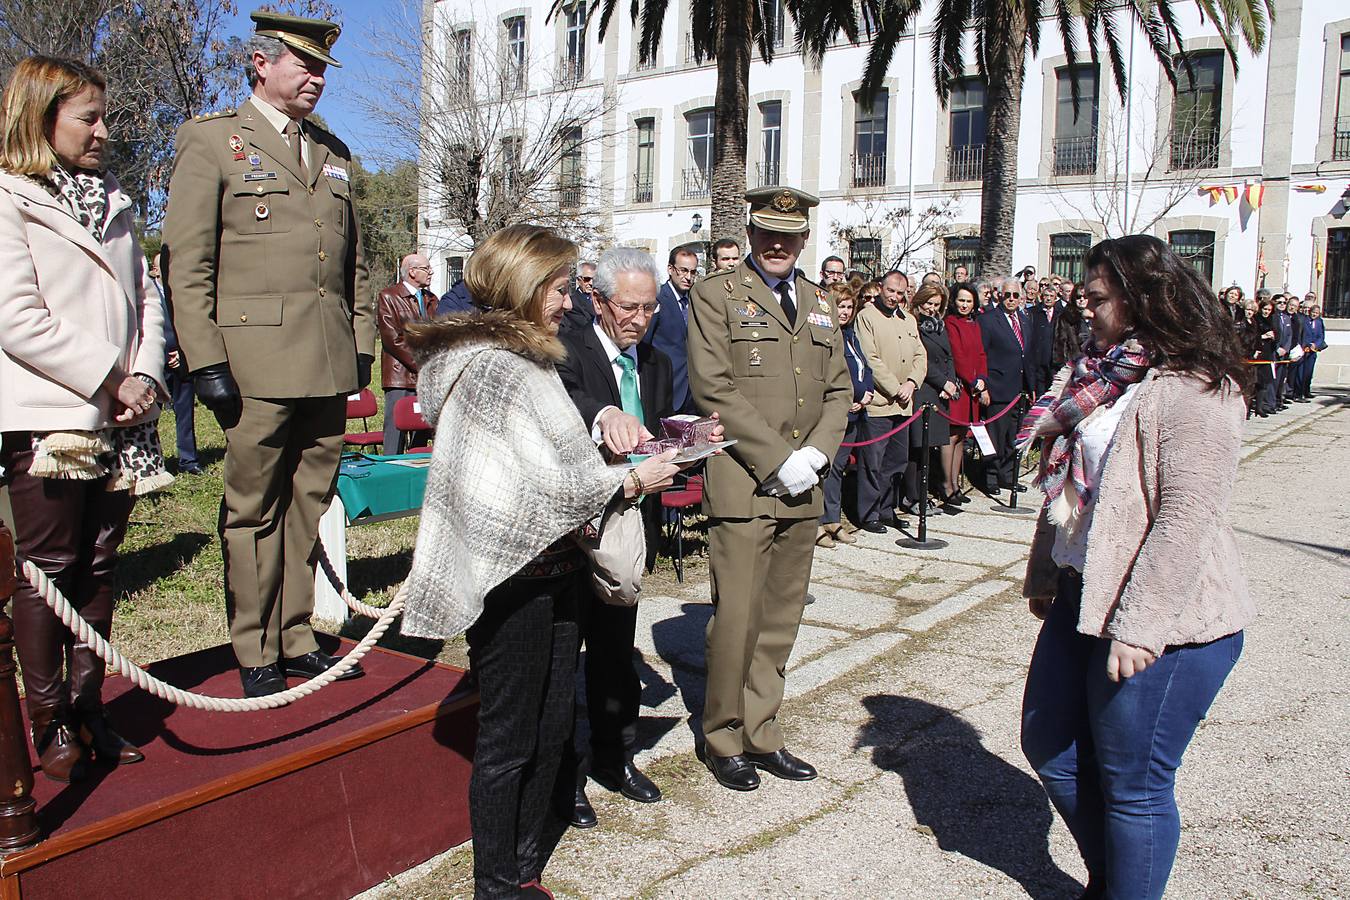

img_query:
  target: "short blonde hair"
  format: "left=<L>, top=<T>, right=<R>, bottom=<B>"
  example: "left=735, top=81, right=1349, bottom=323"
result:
left=463, top=224, right=577, bottom=325
left=0, top=56, right=106, bottom=176
left=910, top=282, right=948, bottom=317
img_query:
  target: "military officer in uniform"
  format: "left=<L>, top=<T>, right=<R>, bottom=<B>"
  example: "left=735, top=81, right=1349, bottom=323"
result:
left=163, top=12, right=375, bottom=697
left=687, top=187, right=851, bottom=790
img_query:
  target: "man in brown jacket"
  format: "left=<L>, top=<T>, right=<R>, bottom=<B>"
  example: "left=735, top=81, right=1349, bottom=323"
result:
left=377, top=253, right=438, bottom=454
left=688, top=187, right=850, bottom=792
left=854, top=270, right=927, bottom=531
left=163, top=12, right=375, bottom=697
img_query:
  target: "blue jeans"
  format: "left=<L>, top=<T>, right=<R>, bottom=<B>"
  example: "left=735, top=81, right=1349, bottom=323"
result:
left=1021, top=570, right=1242, bottom=899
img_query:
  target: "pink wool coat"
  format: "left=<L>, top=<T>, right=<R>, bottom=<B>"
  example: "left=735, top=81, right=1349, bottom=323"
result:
left=1023, top=370, right=1256, bottom=655
left=0, top=170, right=164, bottom=433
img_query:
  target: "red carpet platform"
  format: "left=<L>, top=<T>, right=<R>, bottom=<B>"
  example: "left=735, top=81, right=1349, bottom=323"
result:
left=0, top=635, right=478, bottom=900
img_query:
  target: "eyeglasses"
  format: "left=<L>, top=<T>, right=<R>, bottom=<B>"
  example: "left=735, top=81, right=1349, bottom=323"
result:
left=604, top=296, right=659, bottom=317
left=671, top=266, right=697, bottom=277
left=1002, top=291, right=1021, bottom=299
left=577, top=276, right=593, bottom=282
left=409, top=265, right=431, bottom=272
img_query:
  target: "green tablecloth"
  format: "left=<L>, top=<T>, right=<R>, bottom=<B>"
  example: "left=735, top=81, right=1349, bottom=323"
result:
left=335, top=453, right=431, bottom=523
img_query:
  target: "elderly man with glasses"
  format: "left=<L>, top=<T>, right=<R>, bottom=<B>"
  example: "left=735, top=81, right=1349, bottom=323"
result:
left=376, top=253, right=439, bottom=454
left=977, top=276, right=1033, bottom=495
left=554, top=248, right=718, bottom=827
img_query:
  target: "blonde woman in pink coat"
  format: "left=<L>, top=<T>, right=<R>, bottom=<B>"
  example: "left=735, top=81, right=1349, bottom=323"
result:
left=0, top=57, right=168, bottom=782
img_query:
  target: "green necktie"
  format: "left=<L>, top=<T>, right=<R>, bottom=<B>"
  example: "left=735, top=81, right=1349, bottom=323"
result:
left=615, top=352, right=644, bottom=464
left=615, top=352, right=642, bottom=419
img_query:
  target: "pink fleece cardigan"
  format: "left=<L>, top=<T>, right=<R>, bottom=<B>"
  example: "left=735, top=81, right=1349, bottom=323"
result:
left=1023, top=370, right=1256, bottom=654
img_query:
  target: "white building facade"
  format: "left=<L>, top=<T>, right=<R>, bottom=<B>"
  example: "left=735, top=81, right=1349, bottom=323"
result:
left=421, top=0, right=1350, bottom=317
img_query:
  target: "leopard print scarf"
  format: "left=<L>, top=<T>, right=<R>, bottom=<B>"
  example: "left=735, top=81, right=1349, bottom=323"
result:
left=28, top=424, right=173, bottom=496
left=39, top=164, right=109, bottom=240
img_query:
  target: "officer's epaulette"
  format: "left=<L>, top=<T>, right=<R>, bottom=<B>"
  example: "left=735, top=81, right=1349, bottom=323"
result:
left=192, top=108, right=236, bottom=122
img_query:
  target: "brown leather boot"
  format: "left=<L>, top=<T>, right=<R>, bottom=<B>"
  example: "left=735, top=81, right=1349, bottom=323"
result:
left=29, top=705, right=88, bottom=783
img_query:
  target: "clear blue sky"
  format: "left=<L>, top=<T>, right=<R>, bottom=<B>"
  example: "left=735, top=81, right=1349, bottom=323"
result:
left=225, top=1, right=394, bottom=161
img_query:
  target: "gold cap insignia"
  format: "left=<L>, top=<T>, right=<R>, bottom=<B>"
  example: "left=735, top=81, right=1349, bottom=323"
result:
left=771, top=190, right=798, bottom=213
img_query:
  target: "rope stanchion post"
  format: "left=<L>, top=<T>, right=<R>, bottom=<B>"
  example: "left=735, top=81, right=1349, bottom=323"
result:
left=896, top=406, right=948, bottom=550
left=0, top=522, right=40, bottom=852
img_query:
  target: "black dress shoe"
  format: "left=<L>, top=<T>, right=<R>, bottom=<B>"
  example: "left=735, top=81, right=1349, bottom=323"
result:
left=592, top=761, right=662, bottom=803
left=564, top=785, right=597, bottom=828
left=283, top=650, right=364, bottom=681
left=859, top=521, right=887, bottom=534
left=240, top=663, right=287, bottom=697
left=179, top=463, right=203, bottom=475
left=704, top=753, right=760, bottom=791
left=880, top=513, right=911, bottom=530
left=998, top=482, right=1028, bottom=493
left=744, top=747, right=817, bottom=781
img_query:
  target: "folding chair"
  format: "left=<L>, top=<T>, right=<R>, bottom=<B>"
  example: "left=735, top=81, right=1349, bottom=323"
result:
left=343, top=388, right=383, bottom=450
left=659, top=475, right=703, bottom=583
left=392, top=395, right=433, bottom=453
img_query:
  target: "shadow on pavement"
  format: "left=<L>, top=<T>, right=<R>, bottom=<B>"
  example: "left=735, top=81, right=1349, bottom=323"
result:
left=650, top=602, right=712, bottom=743
left=855, top=694, right=1082, bottom=899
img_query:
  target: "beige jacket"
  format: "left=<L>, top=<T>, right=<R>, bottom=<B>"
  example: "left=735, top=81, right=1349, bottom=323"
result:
left=855, top=300, right=927, bottom=417
left=1023, top=371, right=1256, bottom=654
left=0, top=171, right=164, bottom=432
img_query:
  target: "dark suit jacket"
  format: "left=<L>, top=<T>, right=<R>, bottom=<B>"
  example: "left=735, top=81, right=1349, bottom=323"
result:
left=438, top=279, right=475, bottom=313
left=979, top=307, right=1032, bottom=403
left=641, top=280, right=691, bottom=411
left=557, top=323, right=675, bottom=441
left=561, top=288, right=596, bottom=333
left=558, top=324, right=675, bottom=568
left=1026, top=305, right=1055, bottom=397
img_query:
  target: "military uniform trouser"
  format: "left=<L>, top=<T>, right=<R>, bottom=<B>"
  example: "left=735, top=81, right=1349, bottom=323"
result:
left=221, top=395, right=345, bottom=668
left=702, top=515, right=816, bottom=758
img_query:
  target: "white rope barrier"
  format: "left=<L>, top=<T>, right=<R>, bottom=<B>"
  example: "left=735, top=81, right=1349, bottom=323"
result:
left=22, top=544, right=405, bottom=713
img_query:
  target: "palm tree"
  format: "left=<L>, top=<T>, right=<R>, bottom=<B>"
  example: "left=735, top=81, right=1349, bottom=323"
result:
left=790, top=0, right=1273, bottom=275
left=550, top=0, right=787, bottom=240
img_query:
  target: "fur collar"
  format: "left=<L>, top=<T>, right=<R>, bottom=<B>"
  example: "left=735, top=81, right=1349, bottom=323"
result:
left=406, top=309, right=565, bottom=366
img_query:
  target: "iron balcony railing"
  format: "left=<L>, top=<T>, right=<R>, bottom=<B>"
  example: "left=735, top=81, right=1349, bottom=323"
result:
left=559, top=182, right=582, bottom=209
left=851, top=153, right=887, bottom=188
left=557, top=56, right=585, bottom=86
left=1052, top=134, right=1098, bottom=176
left=1334, top=117, right=1350, bottom=161
left=756, top=160, right=781, bottom=187
left=1170, top=126, right=1221, bottom=170
left=632, top=172, right=654, bottom=204
left=947, top=144, right=984, bottom=182
left=682, top=167, right=711, bottom=199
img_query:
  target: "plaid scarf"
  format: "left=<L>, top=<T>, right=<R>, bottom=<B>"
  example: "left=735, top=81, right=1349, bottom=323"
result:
left=1016, top=336, right=1151, bottom=525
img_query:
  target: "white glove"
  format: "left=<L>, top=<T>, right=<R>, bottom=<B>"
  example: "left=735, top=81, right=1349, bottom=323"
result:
left=800, top=446, right=828, bottom=472
left=774, top=449, right=821, bottom=497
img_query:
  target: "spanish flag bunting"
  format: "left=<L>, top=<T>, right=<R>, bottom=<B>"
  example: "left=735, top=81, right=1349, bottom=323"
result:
left=1316, top=247, right=1325, bottom=276
left=1294, top=184, right=1327, bottom=194
left=1222, top=185, right=1238, bottom=203
left=1245, top=182, right=1265, bottom=209
left=1201, top=185, right=1223, bottom=204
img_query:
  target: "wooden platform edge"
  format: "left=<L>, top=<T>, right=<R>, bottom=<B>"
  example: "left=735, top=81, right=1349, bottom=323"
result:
left=0, top=659, right=476, bottom=876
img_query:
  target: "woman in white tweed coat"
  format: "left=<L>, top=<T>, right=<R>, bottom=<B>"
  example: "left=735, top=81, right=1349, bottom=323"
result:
left=401, top=225, right=680, bottom=900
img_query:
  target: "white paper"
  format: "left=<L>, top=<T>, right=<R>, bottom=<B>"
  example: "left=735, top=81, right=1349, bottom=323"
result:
left=971, top=424, right=996, bottom=456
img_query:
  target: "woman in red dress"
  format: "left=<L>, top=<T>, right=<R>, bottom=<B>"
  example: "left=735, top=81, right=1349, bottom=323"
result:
left=943, top=282, right=989, bottom=502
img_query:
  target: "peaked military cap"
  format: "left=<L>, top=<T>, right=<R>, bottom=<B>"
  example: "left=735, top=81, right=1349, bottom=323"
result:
left=250, top=10, right=342, bottom=67
left=745, top=186, right=819, bottom=234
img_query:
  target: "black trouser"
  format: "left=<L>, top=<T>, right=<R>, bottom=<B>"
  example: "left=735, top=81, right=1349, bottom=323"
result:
left=985, top=398, right=1022, bottom=488
left=1, top=433, right=133, bottom=719
left=859, top=414, right=909, bottom=523
left=466, top=573, right=580, bottom=899
left=822, top=415, right=866, bottom=525
left=167, top=367, right=199, bottom=469
left=561, top=591, right=642, bottom=787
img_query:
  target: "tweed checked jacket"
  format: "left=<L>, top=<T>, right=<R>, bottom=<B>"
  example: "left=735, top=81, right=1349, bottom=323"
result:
left=399, top=311, right=628, bottom=639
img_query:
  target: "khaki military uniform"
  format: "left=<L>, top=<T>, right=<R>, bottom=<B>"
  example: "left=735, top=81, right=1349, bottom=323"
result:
left=687, top=261, right=850, bottom=757
left=163, top=97, right=374, bottom=668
